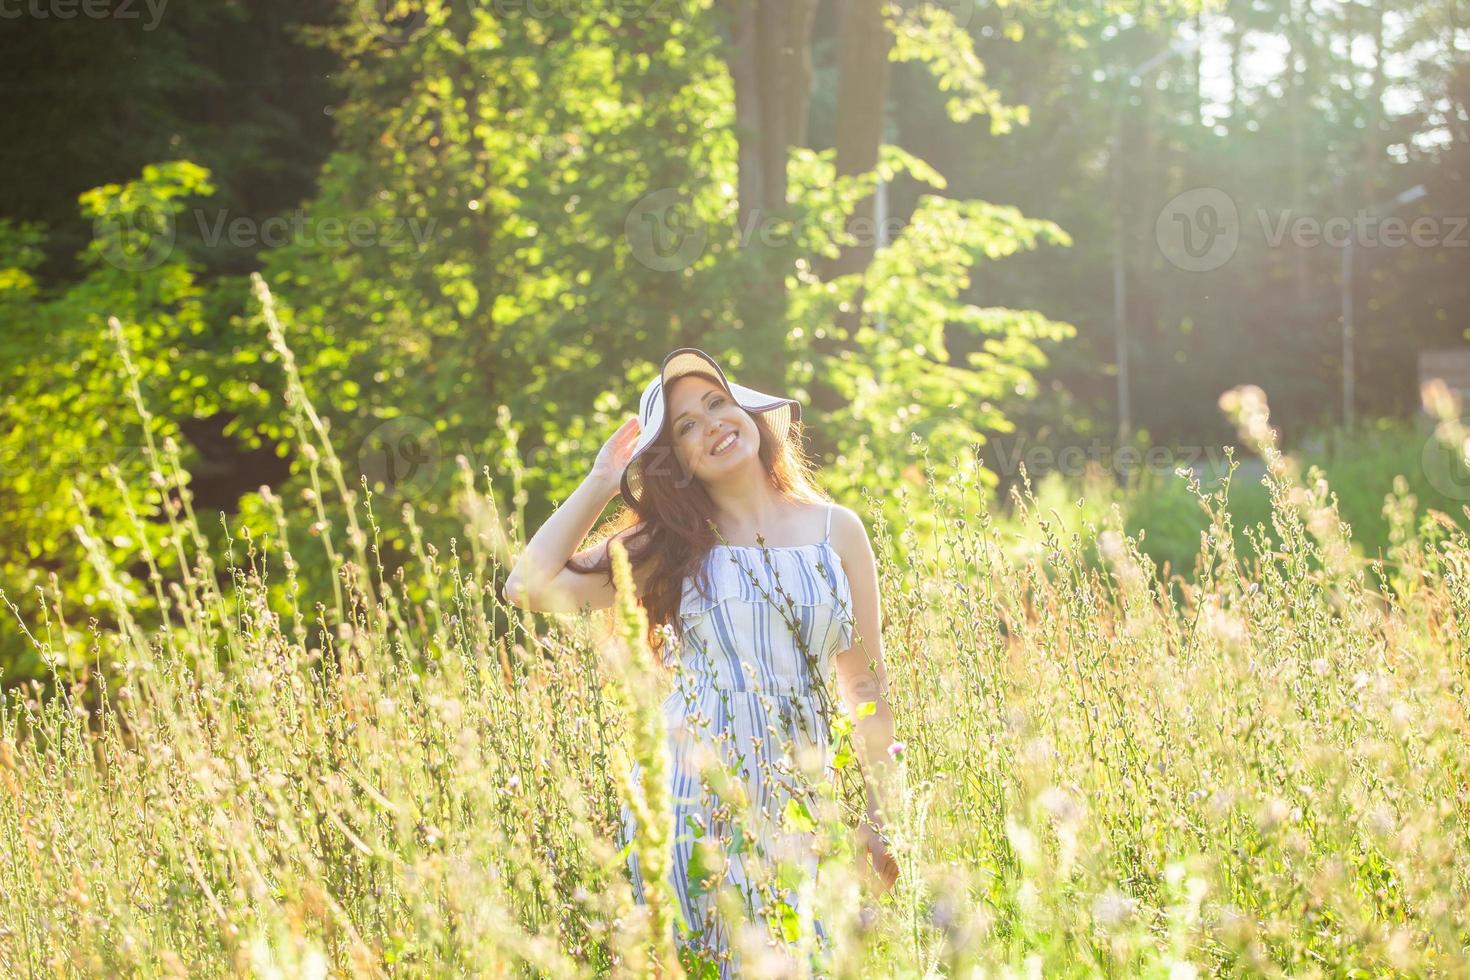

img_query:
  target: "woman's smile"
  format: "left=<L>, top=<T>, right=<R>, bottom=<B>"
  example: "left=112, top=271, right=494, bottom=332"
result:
left=710, top=430, right=739, bottom=456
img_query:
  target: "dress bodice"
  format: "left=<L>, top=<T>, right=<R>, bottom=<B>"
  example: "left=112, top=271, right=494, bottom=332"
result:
left=666, top=524, right=853, bottom=699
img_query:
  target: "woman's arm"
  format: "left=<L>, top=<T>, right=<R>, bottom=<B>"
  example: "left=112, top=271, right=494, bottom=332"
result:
left=830, top=505, right=902, bottom=888
left=501, top=416, right=643, bottom=613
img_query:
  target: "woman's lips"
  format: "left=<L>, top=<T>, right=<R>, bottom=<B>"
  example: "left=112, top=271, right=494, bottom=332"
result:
left=711, top=431, right=738, bottom=456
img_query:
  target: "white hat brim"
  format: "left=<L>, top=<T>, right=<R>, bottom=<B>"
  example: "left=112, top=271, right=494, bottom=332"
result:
left=619, top=348, right=800, bottom=505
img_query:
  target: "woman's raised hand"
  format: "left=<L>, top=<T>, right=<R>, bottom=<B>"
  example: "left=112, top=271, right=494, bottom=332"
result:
left=589, top=415, right=641, bottom=494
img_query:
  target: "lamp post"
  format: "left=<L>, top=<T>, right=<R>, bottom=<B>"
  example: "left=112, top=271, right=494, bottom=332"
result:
left=874, top=113, right=896, bottom=334
left=1109, top=35, right=1199, bottom=447
left=1340, top=182, right=1426, bottom=430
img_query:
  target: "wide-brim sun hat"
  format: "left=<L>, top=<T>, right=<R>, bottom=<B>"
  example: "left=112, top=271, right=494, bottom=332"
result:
left=620, top=347, right=801, bottom=506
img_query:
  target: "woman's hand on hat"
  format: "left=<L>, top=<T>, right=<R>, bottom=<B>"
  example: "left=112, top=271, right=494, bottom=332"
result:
left=589, top=416, right=641, bottom=495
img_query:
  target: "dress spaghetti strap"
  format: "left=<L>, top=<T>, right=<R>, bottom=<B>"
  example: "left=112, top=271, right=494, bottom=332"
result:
left=823, top=502, right=834, bottom=543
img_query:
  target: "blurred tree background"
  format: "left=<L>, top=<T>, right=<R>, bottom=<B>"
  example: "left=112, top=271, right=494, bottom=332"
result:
left=0, top=0, right=1465, bottom=684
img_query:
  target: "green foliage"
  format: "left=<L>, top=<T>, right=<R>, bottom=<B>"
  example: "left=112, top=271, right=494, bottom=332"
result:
left=1108, top=419, right=1470, bottom=576
left=0, top=163, right=222, bottom=683
left=266, top=0, right=734, bottom=500
left=787, top=144, right=1074, bottom=519
left=9, top=0, right=1455, bottom=699
left=0, top=0, right=339, bottom=276
left=887, top=2, right=1029, bottom=131
left=223, top=0, right=1077, bottom=653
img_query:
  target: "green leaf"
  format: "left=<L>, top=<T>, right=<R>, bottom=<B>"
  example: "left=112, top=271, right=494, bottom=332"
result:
left=783, top=797, right=816, bottom=835
left=685, top=838, right=718, bottom=900
left=774, top=898, right=800, bottom=943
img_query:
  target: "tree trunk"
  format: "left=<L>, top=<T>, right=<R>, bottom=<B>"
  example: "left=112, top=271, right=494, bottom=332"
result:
left=1227, top=0, right=1243, bottom=122
left=1287, top=0, right=1312, bottom=305
left=1364, top=0, right=1385, bottom=195
left=825, top=0, right=892, bottom=285
left=724, top=0, right=818, bottom=390
left=1191, top=12, right=1204, bottom=127
left=804, top=0, right=893, bottom=449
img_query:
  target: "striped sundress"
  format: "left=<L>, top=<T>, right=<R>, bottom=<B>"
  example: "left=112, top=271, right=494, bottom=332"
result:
left=618, top=502, right=854, bottom=977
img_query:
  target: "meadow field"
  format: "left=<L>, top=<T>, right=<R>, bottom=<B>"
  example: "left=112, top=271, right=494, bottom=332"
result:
left=3, top=0, right=1465, bottom=973
left=2, top=307, right=1469, bottom=978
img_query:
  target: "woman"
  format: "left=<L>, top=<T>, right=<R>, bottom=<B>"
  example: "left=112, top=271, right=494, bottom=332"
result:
left=502, top=348, right=900, bottom=975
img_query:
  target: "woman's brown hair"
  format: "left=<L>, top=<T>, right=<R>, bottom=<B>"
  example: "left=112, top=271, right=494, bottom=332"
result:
left=567, top=369, right=831, bottom=663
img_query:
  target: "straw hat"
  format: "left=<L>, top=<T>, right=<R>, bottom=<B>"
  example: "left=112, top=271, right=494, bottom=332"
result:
left=620, top=347, right=801, bottom=506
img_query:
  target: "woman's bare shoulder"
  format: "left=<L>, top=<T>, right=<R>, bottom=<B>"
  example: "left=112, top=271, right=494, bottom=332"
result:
left=825, top=502, right=870, bottom=561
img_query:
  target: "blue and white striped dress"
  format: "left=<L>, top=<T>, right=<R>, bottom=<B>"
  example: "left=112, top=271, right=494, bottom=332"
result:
left=619, top=502, right=854, bottom=976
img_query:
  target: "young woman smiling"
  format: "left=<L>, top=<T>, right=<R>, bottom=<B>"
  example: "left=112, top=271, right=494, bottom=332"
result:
left=503, top=347, right=900, bottom=976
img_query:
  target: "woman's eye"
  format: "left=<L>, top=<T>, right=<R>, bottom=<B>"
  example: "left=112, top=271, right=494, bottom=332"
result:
left=679, top=397, right=725, bottom=435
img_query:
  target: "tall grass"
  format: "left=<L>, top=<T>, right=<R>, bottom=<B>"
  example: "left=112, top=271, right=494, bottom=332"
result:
left=3, top=283, right=1470, bottom=976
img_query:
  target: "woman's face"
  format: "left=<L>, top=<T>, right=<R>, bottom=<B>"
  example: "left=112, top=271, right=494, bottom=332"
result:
left=665, top=375, right=759, bottom=486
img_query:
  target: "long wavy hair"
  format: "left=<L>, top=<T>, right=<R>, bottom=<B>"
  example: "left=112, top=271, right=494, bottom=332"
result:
left=568, top=369, right=832, bottom=662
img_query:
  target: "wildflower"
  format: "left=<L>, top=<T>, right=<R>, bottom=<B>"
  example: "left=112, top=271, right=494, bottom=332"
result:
left=888, top=740, right=907, bottom=760
left=1038, top=786, right=1083, bottom=826
left=1091, top=887, right=1137, bottom=930
left=1201, top=602, right=1246, bottom=646
left=1367, top=804, right=1396, bottom=838
left=1257, top=797, right=1291, bottom=831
